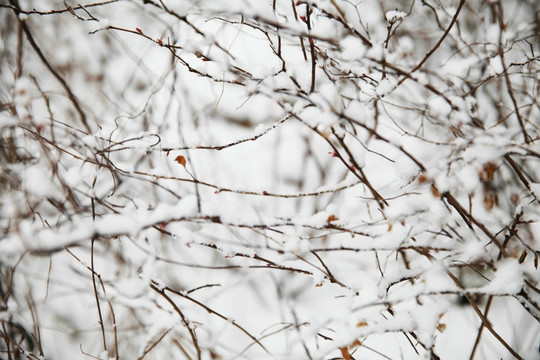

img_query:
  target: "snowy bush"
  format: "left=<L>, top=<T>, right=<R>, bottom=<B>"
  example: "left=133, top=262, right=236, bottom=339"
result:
left=1, top=0, right=539, bottom=359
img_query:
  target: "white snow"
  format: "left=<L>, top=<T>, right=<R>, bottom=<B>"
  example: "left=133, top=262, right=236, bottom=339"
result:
left=474, top=259, right=524, bottom=295
left=13, top=77, right=33, bottom=108
left=456, top=163, right=480, bottom=194
left=2, top=1, right=539, bottom=359
left=376, top=76, right=397, bottom=97
left=385, top=10, right=407, bottom=23
left=488, top=56, right=504, bottom=76
left=530, top=183, right=540, bottom=198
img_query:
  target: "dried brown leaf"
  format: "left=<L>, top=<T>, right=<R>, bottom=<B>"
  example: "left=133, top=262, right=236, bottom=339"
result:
left=339, top=347, right=351, bottom=360
left=175, top=155, right=186, bottom=167
left=480, top=162, right=497, bottom=182
left=327, top=215, right=338, bottom=223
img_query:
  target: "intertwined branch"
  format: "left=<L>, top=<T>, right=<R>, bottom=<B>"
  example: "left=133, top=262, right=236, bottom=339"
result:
left=1, top=0, right=539, bottom=359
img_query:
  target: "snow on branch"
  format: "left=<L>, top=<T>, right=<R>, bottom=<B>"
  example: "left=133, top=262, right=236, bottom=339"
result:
left=1, top=0, right=539, bottom=359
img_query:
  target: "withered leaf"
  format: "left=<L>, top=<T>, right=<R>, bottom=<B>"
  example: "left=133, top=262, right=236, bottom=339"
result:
left=431, top=184, right=440, bottom=197
left=339, top=347, right=351, bottom=360
left=175, top=155, right=186, bottom=167
left=480, top=162, right=497, bottom=182
left=437, top=323, right=446, bottom=332
left=518, top=250, right=527, bottom=263
left=327, top=215, right=338, bottom=223
left=483, top=191, right=498, bottom=210
left=417, top=173, right=428, bottom=184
